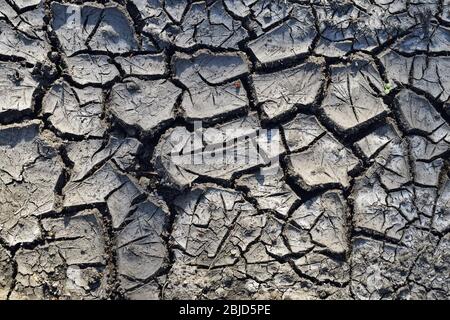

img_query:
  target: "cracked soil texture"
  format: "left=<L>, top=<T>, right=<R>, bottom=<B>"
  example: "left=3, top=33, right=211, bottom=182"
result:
left=0, top=0, right=449, bottom=300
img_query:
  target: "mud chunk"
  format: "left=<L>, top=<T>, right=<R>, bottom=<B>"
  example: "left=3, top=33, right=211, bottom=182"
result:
left=0, top=62, right=39, bottom=121
left=354, top=124, right=399, bottom=160
left=287, top=134, right=360, bottom=190
left=109, top=78, right=181, bottom=133
left=173, top=50, right=249, bottom=122
left=51, top=2, right=138, bottom=55
left=252, top=60, right=325, bottom=120
left=411, top=56, right=450, bottom=103
left=236, top=171, right=300, bottom=217
left=153, top=113, right=284, bottom=189
left=0, top=20, right=49, bottom=64
left=115, top=53, right=166, bottom=76
left=42, top=211, right=106, bottom=265
left=115, top=198, right=169, bottom=290
left=252, top=0, right=293, bottom=30
left=291, top=190, right=349, bottom=254
left=248, top=5, right=316, bottom=65
left=379, top=50, right=413, bottom=88
left=395, top=24, right=450, bottom=54
left=395, top=89, right=449, bottom=135
left=63, top=163, right=137, bottom=208
left=283, top=114, right=326, bottom=152
left=0, top=121, right=63, bottom=246
left=66, top=137, right=142, bottom=183
left=65, top=54, right=119, bottom=86
left=322, top=57, right=387, bottom=133
left=42, top=81, right=105, bottom=138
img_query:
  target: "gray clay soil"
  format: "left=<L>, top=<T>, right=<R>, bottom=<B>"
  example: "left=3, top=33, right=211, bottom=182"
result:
left=0, top=0, right=449, bottom=300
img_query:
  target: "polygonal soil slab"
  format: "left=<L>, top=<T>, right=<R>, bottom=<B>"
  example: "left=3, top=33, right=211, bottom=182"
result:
left=287, top=133, right=360, bottom=190
left=282, top=113, right=326, bottom=152
left=248, top=5, right=316, bottom=65
left=290, top=190, right=349, bottom=254
left=0, top=62, right=39, bottom=121
left=65, top=54, right=120, bottom=86
left=153, top=113, right=284, bottom=189
left=173, top=50, right=249, bottom=122
left=236, top=170, right=300, bottom=217
left=115, top=197, right=169, bottom=295
left=51, top=2, right=138, bottom=55
left=322, top=57, right=387, bottom=133
left=0, top=20, right=49, bottom=64
left=140, top=0, right=248, bottom=50
left=0, top=121, right=63, bottom=246
left=252, top=59, right=325, bottom=120
left=42, top=81, right=106, bottom=138
left=11, top=209, right=108, bottom=299
left=115, top=53, right=166, bottom=77
left=108, top=78, right=182, bottom=133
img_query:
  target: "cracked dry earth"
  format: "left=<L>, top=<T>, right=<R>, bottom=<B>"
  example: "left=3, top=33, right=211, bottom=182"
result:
left=0, top=0, right=450, bottom=301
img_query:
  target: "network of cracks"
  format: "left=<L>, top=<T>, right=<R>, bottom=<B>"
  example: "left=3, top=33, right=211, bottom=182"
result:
left=0, top=0, right=449, bottom=300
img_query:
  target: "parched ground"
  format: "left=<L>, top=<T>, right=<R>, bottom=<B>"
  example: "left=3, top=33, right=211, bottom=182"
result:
left=0, top=0, right=449, bottom=300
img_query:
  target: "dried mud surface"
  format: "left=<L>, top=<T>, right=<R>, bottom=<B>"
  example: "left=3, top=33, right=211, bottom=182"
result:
left=0, top=0, right=449, bottom=300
